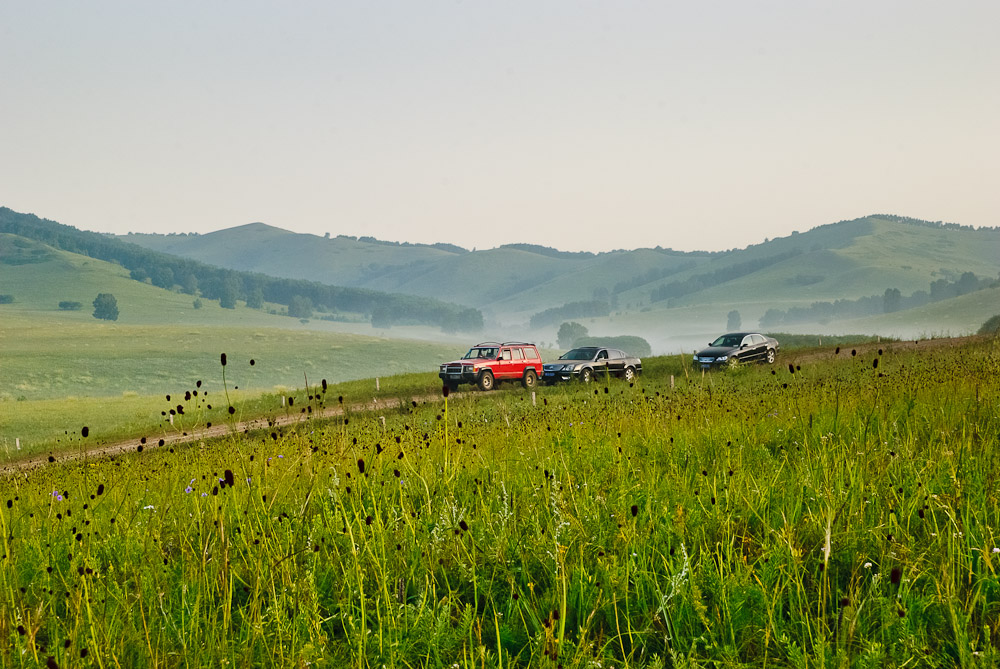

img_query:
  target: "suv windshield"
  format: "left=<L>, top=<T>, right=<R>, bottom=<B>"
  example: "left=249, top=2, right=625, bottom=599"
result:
left=559, top=348, right=598, bottom=360
left=462, top=347, right=498, bottom=360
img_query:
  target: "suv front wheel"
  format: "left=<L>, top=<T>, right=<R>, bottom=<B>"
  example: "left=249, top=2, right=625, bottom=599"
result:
left=478, top=370, right=495, bottom=391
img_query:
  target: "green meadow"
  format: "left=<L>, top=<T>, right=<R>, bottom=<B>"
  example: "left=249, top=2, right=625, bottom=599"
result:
left=1, top=336, right=998, bottom=666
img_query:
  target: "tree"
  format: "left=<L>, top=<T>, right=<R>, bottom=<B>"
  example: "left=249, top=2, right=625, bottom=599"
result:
left=883, top=288, right=902, bottom=313
left=180, top=273, right=199, bottom=296
left=219, top=275, right=241, bottom=309
left=557, top=322, right=588, bottom=348
left=727, top=310, right=742, bottom=331
left=151, top=266, right=175, bottom=289
left=92, top=293, right=119, bottom=321
left=58, top=301, right=83, bottom=311
left=288, top=295, right=313, bottom=319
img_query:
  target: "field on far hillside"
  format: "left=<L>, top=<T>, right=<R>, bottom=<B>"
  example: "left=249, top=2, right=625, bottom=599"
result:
left=1, top=336, right=998, bottom=666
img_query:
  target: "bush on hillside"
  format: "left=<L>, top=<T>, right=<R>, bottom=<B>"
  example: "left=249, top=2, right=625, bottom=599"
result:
left=0, top=294, right=13, bottom=304
left=58, top=301, right=83, bottom=310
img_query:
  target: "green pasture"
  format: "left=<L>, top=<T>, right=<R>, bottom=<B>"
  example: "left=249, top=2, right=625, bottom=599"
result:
left=1, top=336, right=998, bottom=666
left=0, top=303, right=461, bottom=453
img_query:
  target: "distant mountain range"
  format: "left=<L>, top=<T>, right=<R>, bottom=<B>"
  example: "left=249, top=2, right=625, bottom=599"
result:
left=2, top=205, right=997, bottom=351
left=122, top=215, right=1000, bottom=334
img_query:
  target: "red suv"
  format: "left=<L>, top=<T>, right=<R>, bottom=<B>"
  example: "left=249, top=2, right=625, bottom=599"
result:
left=439, top=341, right=543, bottom=391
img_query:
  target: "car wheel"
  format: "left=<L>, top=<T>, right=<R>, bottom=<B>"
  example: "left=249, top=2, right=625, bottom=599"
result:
left=766, top=349, right=775, bottom=364
left=727, top=357, right=740, bottom=370
left=623, top=366, right=636, bottom=382
left=477, top=371, right=495, bottom=391
left=522, top=369, right=538, bottom=389
left=580, top=368, right=593, bottom=383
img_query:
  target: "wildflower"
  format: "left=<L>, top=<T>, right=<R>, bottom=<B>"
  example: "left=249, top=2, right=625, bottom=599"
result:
left=184, top=487, right=193, bottom=494
left=863, top=562, right=873, bottom=569
left=51, top=490, right=63, bottom=502
left=143, top=505, right=155, bottom=510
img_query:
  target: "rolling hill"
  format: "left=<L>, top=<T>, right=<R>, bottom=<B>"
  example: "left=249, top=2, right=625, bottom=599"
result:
left=0, top=236, right=464, bottom=402
left=121, top=215, right=1000, bottom=337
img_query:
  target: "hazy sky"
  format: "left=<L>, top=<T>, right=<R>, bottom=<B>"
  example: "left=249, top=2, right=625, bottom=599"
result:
left=2, top=1, right=997, bottom=253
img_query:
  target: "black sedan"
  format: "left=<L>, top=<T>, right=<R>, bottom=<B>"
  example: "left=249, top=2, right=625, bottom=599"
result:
left=543, top=347, right=642, bottom=384
left=693, top=332, right=779, bottom=369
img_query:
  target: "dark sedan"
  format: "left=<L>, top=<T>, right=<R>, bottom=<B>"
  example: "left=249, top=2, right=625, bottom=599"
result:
left=543, top=347, right=642, bottom=384
left=693, top=332, right=779, bottom=369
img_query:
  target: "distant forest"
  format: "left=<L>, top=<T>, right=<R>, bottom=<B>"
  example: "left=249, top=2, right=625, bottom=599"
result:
left=0, top=208, right=483, bottom=332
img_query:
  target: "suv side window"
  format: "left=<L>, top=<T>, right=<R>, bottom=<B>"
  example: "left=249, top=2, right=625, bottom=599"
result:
left=512, top=348, right=524, bottom=359
left=525, top=346, right=540, bottom=360
left=501, top=349, right=512, bottom=361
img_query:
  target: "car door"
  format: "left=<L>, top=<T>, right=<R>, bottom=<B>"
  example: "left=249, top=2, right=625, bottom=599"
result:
left=746, top=334, right=765, bottom=362
left=608, top=350, right=626, bottom=376
left=510, top=346, right=527, bottom=379
left=594, top=348, right=610, bottom=377
left=496, top=347, right=514, bottom=379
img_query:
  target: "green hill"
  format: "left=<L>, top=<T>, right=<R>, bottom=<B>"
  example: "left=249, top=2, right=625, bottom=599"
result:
left=0, top=208, right=483, bottom=332
left=120, top=215, right=1000, bottom=332
left=0, top=237, right=463, bottom=403
left=124, top=223, right=464, bottom=287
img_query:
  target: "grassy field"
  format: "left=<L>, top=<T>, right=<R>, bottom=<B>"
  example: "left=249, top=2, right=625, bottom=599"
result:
left=0, top=310, right=463, bottom=454
left=1, top=336, right=998, bottom=666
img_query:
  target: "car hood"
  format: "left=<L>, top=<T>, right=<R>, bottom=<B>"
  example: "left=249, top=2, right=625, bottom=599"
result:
left=695, top=346, right=738, bottom=357
left=442, top=359, right=489, bottom=366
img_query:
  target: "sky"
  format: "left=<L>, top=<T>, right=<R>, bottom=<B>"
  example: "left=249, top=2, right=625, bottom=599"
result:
left=1, top=1, right=998, bottom=253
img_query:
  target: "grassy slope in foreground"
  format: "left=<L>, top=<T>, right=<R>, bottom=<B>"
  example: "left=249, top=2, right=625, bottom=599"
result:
left=1, top=336, right=998, bottom=666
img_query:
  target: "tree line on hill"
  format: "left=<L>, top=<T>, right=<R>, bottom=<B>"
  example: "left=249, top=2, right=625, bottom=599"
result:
left=759, top=271, right=998, bottom=327
left=0, top=208, right=483, bottom=332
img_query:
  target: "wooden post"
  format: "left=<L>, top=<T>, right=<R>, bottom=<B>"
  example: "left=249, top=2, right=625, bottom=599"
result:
left=531, top=391, right=536, bottom=406
left=376, top=377, right=380, bottom=391
left=670, top=375, right=675, bottom=389
left=15, top=438, right=20, bottom=451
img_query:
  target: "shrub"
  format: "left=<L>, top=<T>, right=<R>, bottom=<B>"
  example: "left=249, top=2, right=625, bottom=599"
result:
left=0, top=294, right=13, bottom=304
left=58, top=301, right=83, bottom=311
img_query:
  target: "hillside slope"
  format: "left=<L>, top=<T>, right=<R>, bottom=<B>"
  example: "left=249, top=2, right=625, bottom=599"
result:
left=120, top=215, right=1000, bottom=329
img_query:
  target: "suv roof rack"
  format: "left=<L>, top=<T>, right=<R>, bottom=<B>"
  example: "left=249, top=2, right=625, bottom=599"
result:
left=474, top=341, right=535, bottom=347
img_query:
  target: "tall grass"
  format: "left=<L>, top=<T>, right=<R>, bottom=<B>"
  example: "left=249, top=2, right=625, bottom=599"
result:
left=1, top=338, right=998, bottom=666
